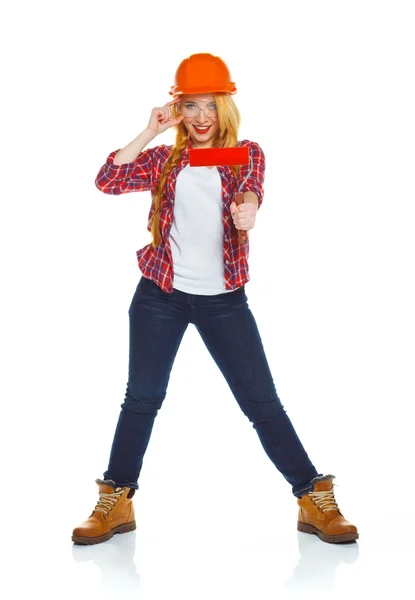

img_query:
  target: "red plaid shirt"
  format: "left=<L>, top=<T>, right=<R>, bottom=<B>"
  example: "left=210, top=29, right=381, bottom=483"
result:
left=95, top=139, right=265, bottom=293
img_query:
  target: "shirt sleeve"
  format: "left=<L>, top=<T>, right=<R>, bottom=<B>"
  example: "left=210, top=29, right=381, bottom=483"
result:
left=236, top=141, right=266, bottom=208
left=94, top=145, right=169, bottom=195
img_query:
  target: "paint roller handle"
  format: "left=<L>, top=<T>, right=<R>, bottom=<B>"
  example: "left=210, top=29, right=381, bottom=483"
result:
left=234, top=193, right=248, bottom=243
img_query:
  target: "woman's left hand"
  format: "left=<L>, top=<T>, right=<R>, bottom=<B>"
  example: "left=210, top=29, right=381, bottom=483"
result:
left=230, top=201, right=258, bottom=232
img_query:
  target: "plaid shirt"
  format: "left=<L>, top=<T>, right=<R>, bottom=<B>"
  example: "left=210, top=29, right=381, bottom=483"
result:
left=95, top=139, right=265, bottom=293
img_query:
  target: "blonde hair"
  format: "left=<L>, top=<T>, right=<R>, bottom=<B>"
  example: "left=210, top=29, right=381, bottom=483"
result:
left=149, top=93, right=241, bottom=249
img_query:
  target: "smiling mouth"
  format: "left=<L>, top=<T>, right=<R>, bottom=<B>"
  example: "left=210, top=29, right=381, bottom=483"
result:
left=193, top=125, right=211, bottom=134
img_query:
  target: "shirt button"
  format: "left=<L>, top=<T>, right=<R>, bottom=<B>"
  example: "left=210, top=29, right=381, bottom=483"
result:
left=225, top=260, right=229, bottom=264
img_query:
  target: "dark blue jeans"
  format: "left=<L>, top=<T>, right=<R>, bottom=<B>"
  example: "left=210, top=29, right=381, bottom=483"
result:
left=103, top=276, right=321, bottom=498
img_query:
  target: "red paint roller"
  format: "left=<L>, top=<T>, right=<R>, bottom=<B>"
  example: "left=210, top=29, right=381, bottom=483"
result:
left=189, top=147, right=250, bottom=242
left=188, top=147, right=249, bottom=167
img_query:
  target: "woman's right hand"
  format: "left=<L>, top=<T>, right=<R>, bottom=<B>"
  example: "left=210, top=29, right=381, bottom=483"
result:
left=146, top=98, right=184, bottom=136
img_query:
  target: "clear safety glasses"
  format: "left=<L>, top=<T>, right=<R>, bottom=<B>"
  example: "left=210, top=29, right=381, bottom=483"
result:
left=177, top=101, right=218, bottom=119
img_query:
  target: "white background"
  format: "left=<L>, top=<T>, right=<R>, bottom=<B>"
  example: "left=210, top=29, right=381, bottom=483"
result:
left=1, top=1, right=414, bottom=598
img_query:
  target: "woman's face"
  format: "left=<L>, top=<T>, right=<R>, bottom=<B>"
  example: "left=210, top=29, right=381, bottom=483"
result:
left=178, top=93, right=219, bottom=148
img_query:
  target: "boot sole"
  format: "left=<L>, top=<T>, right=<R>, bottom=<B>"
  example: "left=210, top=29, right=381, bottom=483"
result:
left=297, top=520, right=359, bottom=543
left=72, top=520, right=136, bottom=545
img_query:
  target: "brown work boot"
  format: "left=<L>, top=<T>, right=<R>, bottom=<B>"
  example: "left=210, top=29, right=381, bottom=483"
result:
left=72, top=478, right=136, bottom=545
left=297, top=475, right=358, bottom=544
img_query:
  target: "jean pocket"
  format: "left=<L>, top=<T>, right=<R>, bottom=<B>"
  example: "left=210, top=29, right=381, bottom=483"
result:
left=141, top=277, right=166, bottom=295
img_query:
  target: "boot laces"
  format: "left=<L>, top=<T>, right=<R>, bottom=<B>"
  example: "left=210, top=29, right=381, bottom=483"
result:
left=309, top=488, right=339, bottom=513
left=94, top=488, right=124, bottom=515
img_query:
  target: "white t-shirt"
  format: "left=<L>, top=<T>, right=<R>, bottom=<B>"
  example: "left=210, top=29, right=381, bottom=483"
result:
left=169, top=164, right=235, bottom=295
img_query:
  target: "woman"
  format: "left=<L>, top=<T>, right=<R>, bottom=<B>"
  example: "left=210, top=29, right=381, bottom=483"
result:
left=72, top=53, right=358, bottom=546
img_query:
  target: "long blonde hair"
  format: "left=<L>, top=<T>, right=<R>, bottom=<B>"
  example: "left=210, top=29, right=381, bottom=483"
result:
left=149, top=93, right=241, bottom=248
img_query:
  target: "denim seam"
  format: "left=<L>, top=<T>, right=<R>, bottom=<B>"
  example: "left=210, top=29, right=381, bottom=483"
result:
left=97, top=477, right=138, bottom=490
left=198, top=333, right=317, bottom=490
left=195, top=324, right=277, bottom=446
left=294, top=473, right=336, bottom=496
left=196, top=330, right=253, bottom=426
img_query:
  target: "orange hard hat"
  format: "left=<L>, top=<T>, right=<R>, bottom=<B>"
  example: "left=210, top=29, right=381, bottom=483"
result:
left=169, top=53, right=237, bottom=97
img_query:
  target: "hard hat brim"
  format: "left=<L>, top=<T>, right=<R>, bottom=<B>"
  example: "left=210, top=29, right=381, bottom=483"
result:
left=169, top=83, right=237, bottom=97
